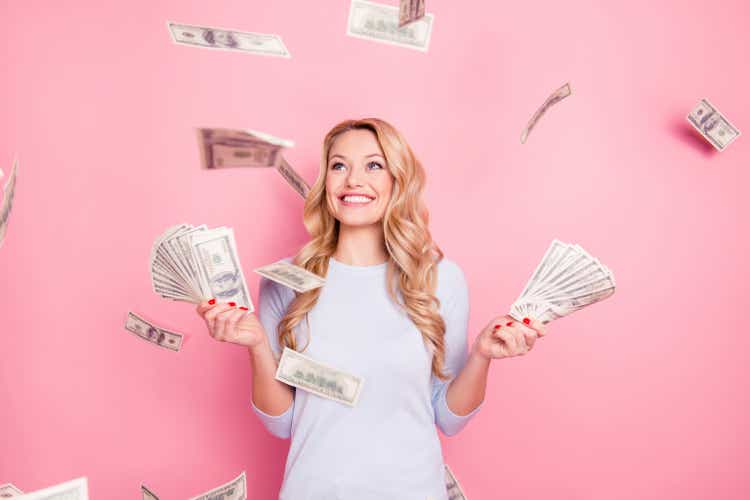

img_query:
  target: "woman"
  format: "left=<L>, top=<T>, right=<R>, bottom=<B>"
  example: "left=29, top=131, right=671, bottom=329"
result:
left=196, top=118, right=547, bottom=499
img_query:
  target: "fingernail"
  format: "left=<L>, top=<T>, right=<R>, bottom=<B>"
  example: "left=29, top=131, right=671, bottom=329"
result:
left=506, top=321, right=513, bottom=326
left=493, top=325, right=501, bottom=331
left=229, top=302, right=237, bottom=307
left=208, top=298, right=216, bottom=305
left=523, top=317, right=531, bottom=325
left=239, top=306, right=249, bottom=311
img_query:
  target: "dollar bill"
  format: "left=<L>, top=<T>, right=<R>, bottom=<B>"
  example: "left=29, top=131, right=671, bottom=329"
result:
left=141, top=484, right=159, bottom=500
left=189, top=471, right=246, bottom=500
left=254, top=260, right=325, bottom=293
left=445, top=465, right=467, bottom=500
left=125, top=312, right=184, bottom=352
left=276, top=347, right=364, bottom=407
left=0, top=157, right=18, bottom=249
left=277, top=157, right=310, bottom=199
left=167, top=22, right=290, bottom=58
left=399, top=0, right=426, bottom=27
left=347, top=0, right=434, bottom=52
left=191, top=227, right=254, bottom=311
left=687, top=99, right=741, bottom=151
left=197, top=128, right=294, bottom=169
left=14, top=477, right=88, bottom=500
left=520, top=83, right=572, bottom=144
left=0, top=483, right=23, bottom=498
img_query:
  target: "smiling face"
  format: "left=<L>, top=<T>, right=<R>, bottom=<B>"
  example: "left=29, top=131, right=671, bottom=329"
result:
left=325, top=128, right=394, bottom=228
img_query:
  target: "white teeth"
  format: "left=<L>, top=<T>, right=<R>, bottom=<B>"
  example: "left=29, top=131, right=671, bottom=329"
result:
left=342, top=195, right=372, bottom=203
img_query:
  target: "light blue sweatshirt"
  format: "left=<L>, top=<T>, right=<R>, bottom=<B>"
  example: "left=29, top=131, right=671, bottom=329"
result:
left=252, top=256, right=482, bottom=499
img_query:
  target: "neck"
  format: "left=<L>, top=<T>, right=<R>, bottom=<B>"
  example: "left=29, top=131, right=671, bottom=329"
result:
left=333, top=222, right=388, bottom=266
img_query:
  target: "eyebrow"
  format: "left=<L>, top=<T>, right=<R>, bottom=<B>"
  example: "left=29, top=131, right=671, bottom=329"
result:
left=328, top=153, right=384, bottom=162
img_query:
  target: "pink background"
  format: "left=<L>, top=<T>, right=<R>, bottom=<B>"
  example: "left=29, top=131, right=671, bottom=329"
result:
left=2, top=0, right=749, bottom=498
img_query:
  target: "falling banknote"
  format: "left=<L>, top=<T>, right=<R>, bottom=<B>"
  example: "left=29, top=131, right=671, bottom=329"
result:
left=347, top=0, right=434, bottom=52
left=125, top=312, right=184, bottom=352
left=687, top=99, right=741, bottom=151
left=509, top=239, right=615, bottom=324
left=167, top=22, right=290, bottom=58
left=189, top=471, right=247, bottom=500
left=399, top=0, right=426, bottom=27
left=150, top=224, right=253, bottom=311
left=276, top=347, right=364, bottom=407
left=13, top=477, right=88, bottom=500
left=520, top=83, right=572, bottom=144
left=254, top=260, right=325, bottom=293
left=0, top=483, right=23, bottom=497
left=445, top=465, right=468, bottom=500
left=277, top=157, right=310, bottom=199
left=0, top=157, right=18, bottom=249
left=197, top=128, right=294, bottom=169
left=141, top=484, right=159, bottom=500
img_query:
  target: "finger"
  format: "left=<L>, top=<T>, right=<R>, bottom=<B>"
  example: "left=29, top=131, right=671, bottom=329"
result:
left=494, top=328, right=518, bottom=353
left=514, top=330, right=529, bottom=355
left=225, top=308, right=248, bottom=339
left=196, top=300, right=215, bottom=315
left=523, top=317, right=547, bottom=338
left=204, top=303, right=233, bottom=331
left=214, top=307, right=238, bottom=341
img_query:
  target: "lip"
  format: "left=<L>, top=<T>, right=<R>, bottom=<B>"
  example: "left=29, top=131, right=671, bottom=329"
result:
left=338, top=192, right=375, bottom=207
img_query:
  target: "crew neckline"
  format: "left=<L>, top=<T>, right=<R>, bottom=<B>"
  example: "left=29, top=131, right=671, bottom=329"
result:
left=330, top=256, right=388, bottom=274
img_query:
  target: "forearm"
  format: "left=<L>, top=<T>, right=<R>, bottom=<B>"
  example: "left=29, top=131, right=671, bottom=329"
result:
left=445, top=349, right=490, bottom=416
left=249, top=339, right=294, bottom=416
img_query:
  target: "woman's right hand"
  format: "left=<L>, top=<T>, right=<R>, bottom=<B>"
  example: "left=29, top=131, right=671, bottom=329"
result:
left=195, top=299, right=268, bottom=350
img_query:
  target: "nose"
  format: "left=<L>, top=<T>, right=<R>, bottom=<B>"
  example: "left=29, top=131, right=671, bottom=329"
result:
left=346, top=165, right=364, bottom=187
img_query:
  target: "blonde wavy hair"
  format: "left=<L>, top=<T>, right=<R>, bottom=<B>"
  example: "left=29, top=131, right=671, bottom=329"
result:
left=277, top=118, right=449, bottom=380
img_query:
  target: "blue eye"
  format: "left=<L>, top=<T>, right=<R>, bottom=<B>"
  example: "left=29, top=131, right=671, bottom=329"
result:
left=331, top=162, right=345, bottom=171
left=368, top=161, right=384, bottom=170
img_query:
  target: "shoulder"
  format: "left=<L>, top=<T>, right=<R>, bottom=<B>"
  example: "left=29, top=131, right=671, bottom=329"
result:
left=435, top=257, right=469, bottom=308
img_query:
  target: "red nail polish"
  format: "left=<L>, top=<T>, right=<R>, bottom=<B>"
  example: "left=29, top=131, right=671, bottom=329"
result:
left=229, top=302, right=237, bottom=307
left=208, top=299, right=216, bottom=305
left=493, top=325, right=501, bottom=331
left=523, top=317, right=531, bottom=325
left=506, top=321, right=513, bottom=326
left=239, top=306, right=249, bottom=311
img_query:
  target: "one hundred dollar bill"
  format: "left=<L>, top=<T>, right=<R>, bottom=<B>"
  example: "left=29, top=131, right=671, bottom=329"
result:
left=520, top=83, right=572, bottom=144
left=445, top=465, right=468, bottom=500
left=399, top=0, right=426, bottom=27
left=141, top=484, right=159, bottom=500
left=347, top=0, right=434, bottom=52
left=191, top=228, right=254, bottom=311
left=254, top=260, right=325, bottom=293
left=0, top=483, right=23, bottom=497
left=167, top=22, right=291, bottom=58
left=276, top=347, right=364, bottom=407
left=125, top=312, right=184, bottom=352
left=14, top=477, right=88, bottom=500
left=687, top=98, right=741, bottom=151
left=0, top=157, right=18, bottom=249
left=189, top=471, right=247, bottom=500
left=276, top=157, right=310, bottom=199
left=197, top=128, right=294, bottom=169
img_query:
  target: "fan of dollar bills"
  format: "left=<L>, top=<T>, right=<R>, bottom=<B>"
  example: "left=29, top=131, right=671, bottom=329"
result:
left=150, top=223, right=254, bottom=311
left=509, top=239, right=615, bottom=324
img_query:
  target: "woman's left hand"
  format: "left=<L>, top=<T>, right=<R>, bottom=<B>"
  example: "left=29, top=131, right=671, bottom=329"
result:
left=472, top=315, right=547, bottom=360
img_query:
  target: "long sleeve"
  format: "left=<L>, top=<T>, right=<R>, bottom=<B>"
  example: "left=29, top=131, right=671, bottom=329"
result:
left=250, top=274, right=296, bottom=439
left=431, top=260, right=483, bottom=436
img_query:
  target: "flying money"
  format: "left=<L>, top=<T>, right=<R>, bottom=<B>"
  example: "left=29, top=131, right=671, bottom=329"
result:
left=687, top=99, right=741, bottom=151
left=254, top=260, right=325, bottom=293
left=197, top=128, right=294, bottom=169
left=0, top=483, right=23, bottom=498
left=277, top=157, right=310, bottom=199
left=125, top=312, right=184, bottom=352
left=276, top=347, right=364, bottom=407
left=399, top=0, right=426, bottom=27
left=167, top=22, right=291, bottom=58
left=520, top=83, right=572, bottom=144
left=347, top=0, right=434, bottom=52
left=189, top=471, right=247, bottom=500
left=0, top=157, right=18, bottom=249
left=509, top=239, right=615, bottom=324
left=150, top=224, right=254, bottom=311
left=445, top=465, right=467, bottom=500
left=13, top=477, right=88, bottom=500
left=141, top=484, right=159, bottom=500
